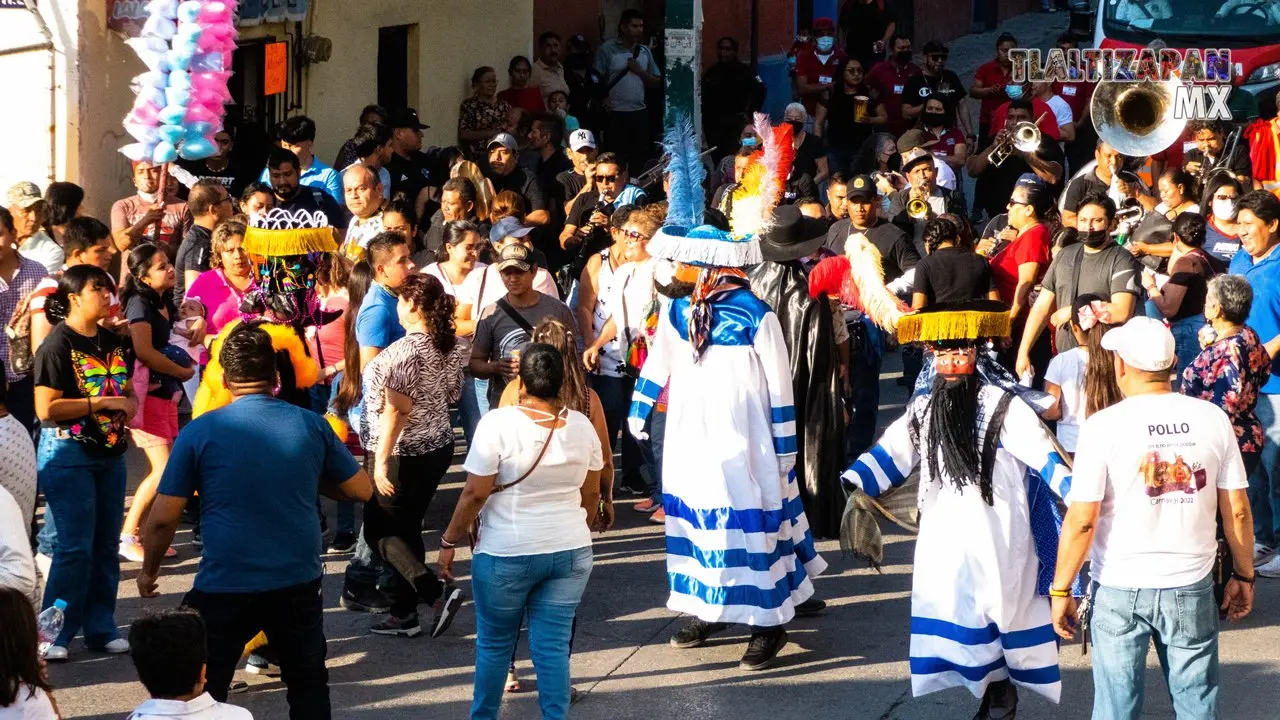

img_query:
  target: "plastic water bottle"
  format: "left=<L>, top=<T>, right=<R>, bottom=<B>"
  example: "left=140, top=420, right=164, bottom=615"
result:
left=37, top=600, right=67, bottom=655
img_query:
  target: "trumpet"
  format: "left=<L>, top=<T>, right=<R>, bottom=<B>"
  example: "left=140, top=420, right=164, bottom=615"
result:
left=988, top=113, right=1047, bottom=168
left=907, top=197, right=930, bottom=219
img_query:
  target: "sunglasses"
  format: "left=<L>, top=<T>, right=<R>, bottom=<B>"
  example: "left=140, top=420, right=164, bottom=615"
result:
left=621, top=229, right=651, bottom=242
left=595, top=174, right=618, bottom=182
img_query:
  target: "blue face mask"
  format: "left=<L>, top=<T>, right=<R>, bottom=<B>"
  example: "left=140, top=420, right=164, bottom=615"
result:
left=816, top=36, right=835, bottom=53
left=1006, top=84, right=1024, bottom=100
left=742, top=137, right=759, bottom=148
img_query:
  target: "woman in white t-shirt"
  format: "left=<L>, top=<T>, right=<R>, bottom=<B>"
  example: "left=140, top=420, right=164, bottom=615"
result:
left=423, top=220, right=487, bottom=441
left=438, top=344, right=603, bottom=719
left=0, top=587, right=59, bottom=719
left=1043, top=294, right=1124, bottom=452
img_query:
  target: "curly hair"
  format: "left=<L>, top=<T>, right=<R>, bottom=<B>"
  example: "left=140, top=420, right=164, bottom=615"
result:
left=398, top=273, right=458, bottom=355
left=210, top=219, right=247, bottom=269
left=529, top=319, right=590, bottom=415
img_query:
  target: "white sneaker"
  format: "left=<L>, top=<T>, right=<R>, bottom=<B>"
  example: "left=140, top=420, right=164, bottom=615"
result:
left=119, top=535, right=145, bottom=563
left=99, top=638, right=130, bottom=654
left=43, top=645, right=68, bottom=662
left=1256, top=554, right=1280, bottom=578
left=1254, top=543, right=1277, bottom=563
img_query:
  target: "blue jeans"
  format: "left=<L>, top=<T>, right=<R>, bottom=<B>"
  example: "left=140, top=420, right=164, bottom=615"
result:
left=37, top=432, right=127, bottom=647
left=1089, top=574, right=1219, bottom=719
left=470, top=547, right=593, bottom=720
left=1169, top=314, right=1206, bottom=385
left=590, top=374, right=641, bottom=485
left=473, top=377, right=491, bottom=418
left=1250, top=393, right=1280, bottom=547
left=311, top=381, right=355, bottom=535
left=452, top=372, right=484, bottom=446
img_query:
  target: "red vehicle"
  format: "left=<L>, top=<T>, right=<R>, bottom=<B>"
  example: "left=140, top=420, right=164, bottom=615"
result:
left=1093, top=0, right=1280, bottom=118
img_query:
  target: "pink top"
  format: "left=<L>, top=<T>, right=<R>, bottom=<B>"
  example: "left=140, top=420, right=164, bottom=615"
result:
left=309, top=294, right=349, bottom=371
left=185, top=268, right=259, bottom=338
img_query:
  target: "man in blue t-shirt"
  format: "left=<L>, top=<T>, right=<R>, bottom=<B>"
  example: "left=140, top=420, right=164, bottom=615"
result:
left=137, top=322, right=370, bottom=718
left=342, top=229, right=416, bottom=611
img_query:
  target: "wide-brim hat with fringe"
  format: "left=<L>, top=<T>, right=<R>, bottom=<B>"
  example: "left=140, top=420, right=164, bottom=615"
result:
left=896, top=299, right=1011, bottom=346
left=647, top=223, right=762, bottom=268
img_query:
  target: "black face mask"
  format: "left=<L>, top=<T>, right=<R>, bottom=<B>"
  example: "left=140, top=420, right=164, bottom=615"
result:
left=895, top=50, right=913, bottom=64
left=788, top=120, right=805, bottom=133
left=923, top=112, right=946, bottom=127
left=1082, top=229, right=1110, bottom=248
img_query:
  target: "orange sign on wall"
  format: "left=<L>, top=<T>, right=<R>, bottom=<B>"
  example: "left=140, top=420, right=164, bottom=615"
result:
left=264, top=42, right=288, bottom=96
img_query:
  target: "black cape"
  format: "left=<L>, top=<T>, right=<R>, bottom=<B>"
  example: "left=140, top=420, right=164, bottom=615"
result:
left=749, top=260, right=847, bottom=539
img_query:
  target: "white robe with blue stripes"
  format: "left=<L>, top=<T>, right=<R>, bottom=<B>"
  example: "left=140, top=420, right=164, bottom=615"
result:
left=628, top=288, right=827, bottom=627
left=843, top=385, right=1072, bottom=703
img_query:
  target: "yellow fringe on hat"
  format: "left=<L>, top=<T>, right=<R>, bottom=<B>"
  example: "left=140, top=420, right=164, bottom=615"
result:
left=242, top=226, right=337, bottom=257
left=896, top=310, right=1012, bottom=345
left=193, top=319, right=321, bottom=419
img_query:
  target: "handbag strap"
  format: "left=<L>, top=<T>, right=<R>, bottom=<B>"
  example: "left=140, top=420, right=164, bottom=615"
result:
left=491, top=408, right=562, bottom=494
left=620, top=273, right=633, bottom=347
left=496, top=297, right=535, bottom=335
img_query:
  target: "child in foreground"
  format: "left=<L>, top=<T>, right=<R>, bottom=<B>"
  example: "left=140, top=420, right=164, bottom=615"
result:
left=127, top=610, right=252, bottom=720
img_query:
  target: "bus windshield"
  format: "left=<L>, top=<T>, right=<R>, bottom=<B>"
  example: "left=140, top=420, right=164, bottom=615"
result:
left=1103, top=0, right=1280, bottom=47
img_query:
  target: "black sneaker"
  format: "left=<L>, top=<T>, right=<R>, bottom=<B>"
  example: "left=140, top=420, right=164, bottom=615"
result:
left=370, top=613, right=422, bottom=638
left=341, top=585, right=392, bottom=614
left=191, top=526, right=202, bottom=549
left=795, top=597, right=827, bottom=617
left=739, top=628, right=787, bottom=671
left=974, top=679, right=1018, bottom=719
left=327, top=532, right=356, bottom=554
left=245, top=653, right=279, bottom=676
left=669, top=618, right=730, bottom=649
left=430, top=586, right=465, bottom=638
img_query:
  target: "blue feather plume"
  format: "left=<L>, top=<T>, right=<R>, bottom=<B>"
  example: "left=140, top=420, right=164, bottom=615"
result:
left=661, top=112, right=705, bottom=229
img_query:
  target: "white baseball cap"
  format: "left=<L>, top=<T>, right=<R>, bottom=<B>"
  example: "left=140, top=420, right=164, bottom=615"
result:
left=569, top=129, right=596, bottom=152
left=1101, top=316, right=1176, bottom=372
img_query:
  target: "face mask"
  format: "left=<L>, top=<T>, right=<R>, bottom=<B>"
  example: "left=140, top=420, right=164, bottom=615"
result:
left=816, top=36, right=835, bottom=53
left=1213, top=199, right=1236, bottom=221
left=895, top=50, right=913, bottom=63
left=742, top=137, right=758, bottom=148
left=1082, top=229, right=1110, bottom=248
left=1006, top=84, right=1024, bottom=100
left=788, top=120, right=805, bottom=133
left=923, top=112, right=946, bottom=127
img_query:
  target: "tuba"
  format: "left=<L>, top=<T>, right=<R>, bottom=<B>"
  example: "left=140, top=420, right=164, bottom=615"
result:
left=1091, top=78, right=1186, bottom=157
left=988, top=114, right=1046, bottom=168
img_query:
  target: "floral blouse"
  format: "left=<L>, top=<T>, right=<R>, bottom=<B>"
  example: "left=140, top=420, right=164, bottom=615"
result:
left=1181, top=326, right=1272, bottom=456
left=458, top=97, right=513, bottom=156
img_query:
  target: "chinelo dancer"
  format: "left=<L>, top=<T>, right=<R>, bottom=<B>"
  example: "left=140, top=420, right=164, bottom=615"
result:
left=626, top=113, right=826, bottom=671
left=842, top=300, right=1075, bottom=719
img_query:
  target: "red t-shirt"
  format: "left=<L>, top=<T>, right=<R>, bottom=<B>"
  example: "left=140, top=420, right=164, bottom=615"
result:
left=796, top=49, right=848, bottom=114
left=975, top=60, right=1014, bottom=129
left=866, top=60, right=923, bottom=137
left=990, top=98, right=1062, bottom=141
left=497, top=87, right=546, bottom=116
left=990, top=223, right=1051, bottom=305
left=929, top=127, right=967, bottom=158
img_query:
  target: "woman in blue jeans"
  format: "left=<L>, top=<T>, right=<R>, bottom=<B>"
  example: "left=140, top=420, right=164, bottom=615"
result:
left=33, top=265, right=137, bottom=661
left=1143, top=212, right=1215, bottom=385
left=439, top=343, right=603, bottom=720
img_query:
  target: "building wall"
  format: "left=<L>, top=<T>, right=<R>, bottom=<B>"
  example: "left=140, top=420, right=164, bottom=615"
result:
left=306, top=0, right=535, bottom=164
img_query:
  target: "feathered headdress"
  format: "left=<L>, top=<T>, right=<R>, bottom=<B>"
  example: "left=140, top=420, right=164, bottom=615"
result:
left=807, top=232, right=912, bottom=333
left=647, top=112, right=761, bottom=268
left=729, top=114, right=795, bottom=239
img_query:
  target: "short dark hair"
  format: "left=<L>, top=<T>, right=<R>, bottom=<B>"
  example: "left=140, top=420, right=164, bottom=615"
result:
left=532, top=113, right=565, bottom=147
left=128, top=610, right=207, bottom=700
left=44, top=182, right=85, bottom=226
left=827, top=171, right=848, bottom=188
left=51, top=263, right=116, bottom=320
left=277, top=115, right=317, bottom=144
left=595, top=152, right=624, bottom=173
left=220, top=321, right=278, bottom=385
left=1187, top=119, right=1228, bottom=137
left=240, top=181, right=274, bottom=204
left=1007, top=98, right=1035, bottom=115
left=471, top=66, right=495, bottom=86
left=539, top=31, right=561, bottom=46
left=366, top=231, right=408, bottom=267
left=718, top=36, right=739, bottom=51
left=1172, top=212, right=1207, bottom=248
left=0, top=207, right=11, bottom=234
left=267, top=146, right=301, bottom=173
left=441, top=177, right=477, bottom=207
left=63, top=216, right=111, bottom=256
left=353, top=122, right=393, bottom=158
left=359, top=104, right=388, bottom=123
left=520, top=342, right=565, bottom=400
left=610, top=203, right=638, bottom=230
left=620, top=8, right=644, bottom=28
left=890, top=33, right=911, bottom=48
left=508, top=55, right=532, bottom=73
left=1237, top=190, right=1280, bottom=226
left=996, top=32, right=1018, bottom=46
left=0, top=587, right=50, bottom=706
left=1208, top=274, right=1252, bottom=325
left=1077, top=191, right=1118, bottom=222
left=188, top=179, right=224, bottom=216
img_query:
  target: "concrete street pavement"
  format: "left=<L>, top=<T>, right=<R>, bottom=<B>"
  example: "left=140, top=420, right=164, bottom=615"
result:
left=45, top=340, right=1280, bottom=720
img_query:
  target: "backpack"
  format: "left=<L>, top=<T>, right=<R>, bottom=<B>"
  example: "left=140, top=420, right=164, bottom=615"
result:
left=6, top=286, right=42, bottom=377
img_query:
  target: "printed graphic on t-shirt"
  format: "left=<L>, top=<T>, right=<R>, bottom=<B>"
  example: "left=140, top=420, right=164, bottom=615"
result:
left=70, top=348, right=129, bottom=448
left=1140, top=421, right=1208, bottom=499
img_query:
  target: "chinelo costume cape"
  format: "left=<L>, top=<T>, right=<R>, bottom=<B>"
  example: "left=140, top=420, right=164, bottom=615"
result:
left=627, top=113, right=826, bottom=628
left=747, top=120, right=845, bottom=539
left=842, top=301, right=1073, bottom=707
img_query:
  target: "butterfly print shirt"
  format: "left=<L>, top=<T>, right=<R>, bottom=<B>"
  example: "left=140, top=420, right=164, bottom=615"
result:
left=33, top=322, right=132, bottom=453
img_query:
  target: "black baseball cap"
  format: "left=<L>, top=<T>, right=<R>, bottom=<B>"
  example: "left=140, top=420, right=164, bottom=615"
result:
left=389, top=108, right=429, bottom=130
left=847, top=174, right=877, bottom=201
left=923, top=41, right=948, bottom=57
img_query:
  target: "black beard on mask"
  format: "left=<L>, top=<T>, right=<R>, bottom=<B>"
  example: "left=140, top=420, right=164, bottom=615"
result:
left=910, top=373, right=993, bottom=505
left=655, top=277, right=695, bottom=299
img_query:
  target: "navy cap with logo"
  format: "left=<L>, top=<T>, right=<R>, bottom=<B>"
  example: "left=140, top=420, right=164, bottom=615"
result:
left=847, top=174, right=877, bottom=201
left=389, top=108, right=429, bottom=130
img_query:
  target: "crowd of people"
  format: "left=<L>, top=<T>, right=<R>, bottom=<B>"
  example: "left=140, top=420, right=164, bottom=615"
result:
left=4, top=6, right=1280, bottom=719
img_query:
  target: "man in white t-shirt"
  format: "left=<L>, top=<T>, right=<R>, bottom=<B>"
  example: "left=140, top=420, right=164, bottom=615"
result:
left=1050, top=317, right=1255, bottom=720
left=1032, top=81, right=1074, bottom=146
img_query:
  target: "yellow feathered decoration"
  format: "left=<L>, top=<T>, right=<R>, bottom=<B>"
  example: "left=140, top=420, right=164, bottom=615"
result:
left=192, top=319, right=321, bottom=418
left=729, top=161, right=765, bottom=238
